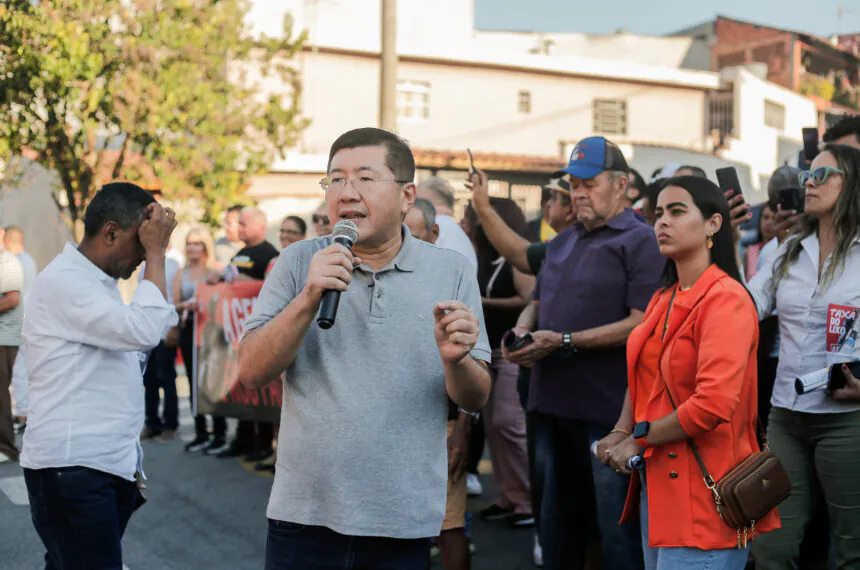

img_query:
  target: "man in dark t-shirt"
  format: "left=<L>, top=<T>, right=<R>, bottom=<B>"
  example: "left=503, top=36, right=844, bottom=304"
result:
left=206, top=208, right=279, bottom=462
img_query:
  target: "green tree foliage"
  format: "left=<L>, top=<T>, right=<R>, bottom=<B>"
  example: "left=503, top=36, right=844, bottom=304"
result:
left=0, top=0, right=307, bottom=235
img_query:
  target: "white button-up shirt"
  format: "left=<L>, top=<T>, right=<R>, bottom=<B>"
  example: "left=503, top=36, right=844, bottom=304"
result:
left=20, top=244, right=178, bottom=481
left=748, top=234, right=860, bottom=414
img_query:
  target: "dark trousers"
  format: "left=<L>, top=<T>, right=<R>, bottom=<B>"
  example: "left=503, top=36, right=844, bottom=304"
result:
left=236, top=420, right=275, bottom=453
left=24, top=466, right=137, bottom=570
left=143, top=341, right=178, bottom=431
left=0, top=345, right=19, bottom=460
left=532, top=412, right=643, bottom=570
left=517, top=366, right=540, bottom=533
left=179, top=321, right=226, bottom=439
left=466, top=416, right=484, bottom=475
left=265, top=520, right=429, bottom=570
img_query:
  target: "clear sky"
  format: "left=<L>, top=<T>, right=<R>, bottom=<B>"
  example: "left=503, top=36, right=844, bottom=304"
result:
left=475, top=0, right=860, bottom=37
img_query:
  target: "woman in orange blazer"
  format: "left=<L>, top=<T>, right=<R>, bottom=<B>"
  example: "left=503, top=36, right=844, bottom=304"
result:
left=597, top=176, right=779, bottom=569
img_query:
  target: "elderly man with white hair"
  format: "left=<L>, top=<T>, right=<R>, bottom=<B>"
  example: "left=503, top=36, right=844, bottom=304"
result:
left=417, top=177, right=477, bottom=269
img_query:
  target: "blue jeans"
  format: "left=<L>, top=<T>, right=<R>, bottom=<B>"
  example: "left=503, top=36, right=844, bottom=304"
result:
left=640, top=477, right=749, bottom=570
left=144, top=341, right=178, bottom=431
left=265, top=519, right=430, bottom=570
left=532, top=412, right=643, bottom=570
left=24, top=466, right=138, bottom=570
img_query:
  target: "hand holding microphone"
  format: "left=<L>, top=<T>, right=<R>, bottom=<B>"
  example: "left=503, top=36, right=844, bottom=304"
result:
left=306, top=220, right=360, bottom=329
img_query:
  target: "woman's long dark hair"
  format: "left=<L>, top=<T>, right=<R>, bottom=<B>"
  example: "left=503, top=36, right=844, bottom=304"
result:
left=464, top=198, right=530, bottom=265
left=772, top=143, right=860, bottom=290
left=658, top=175, right=746, bottom=289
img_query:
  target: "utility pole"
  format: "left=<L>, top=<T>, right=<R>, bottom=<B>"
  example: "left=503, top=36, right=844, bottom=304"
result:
left=379, top=0, right=398, bottom=132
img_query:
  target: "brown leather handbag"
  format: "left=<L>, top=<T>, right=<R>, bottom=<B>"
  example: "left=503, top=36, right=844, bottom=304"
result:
left=660, top=287, right=792, bottom=547
left=664, top=384, right=791, bottom=547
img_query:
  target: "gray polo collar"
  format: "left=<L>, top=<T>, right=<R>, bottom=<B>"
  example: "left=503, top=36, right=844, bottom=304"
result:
left=356, top=225, right=419, bottom=274
left=391, top=225, right=419, bottom=272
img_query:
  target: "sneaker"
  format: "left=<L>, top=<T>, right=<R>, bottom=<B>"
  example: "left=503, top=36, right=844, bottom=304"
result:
left=155, top=429, right=177, bottom=442
left=214, top=440, right=248, bottom=459
left=0, top=452, right=12, bottom=464
left=479, top=504, right=515, bottom=521
left=204, top=438, right=230, bottom=456
left=244, top=449, right=273, bottom=463
left=184, top=435, right=210, bottom=452
left=466, top=473, right=483, bottom=497
left=140, top=426, right=162, bottom=440
left=508, top=513, right=535, bottom=528
left=533, top=534, right=543, bottom=567
left=254, top=461, right=276, bottom=473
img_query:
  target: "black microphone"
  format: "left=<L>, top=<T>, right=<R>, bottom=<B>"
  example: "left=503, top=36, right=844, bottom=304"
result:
left=317, top=219, right=359, bottom=330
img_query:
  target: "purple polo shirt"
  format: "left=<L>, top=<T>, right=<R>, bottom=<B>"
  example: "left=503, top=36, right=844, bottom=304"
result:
left=528, top=208, right=663, bottom=426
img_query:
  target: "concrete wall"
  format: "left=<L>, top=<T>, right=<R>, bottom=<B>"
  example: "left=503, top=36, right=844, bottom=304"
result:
left=719, top=66, right=817, bottom=201
left=296, top=50, right=709, bottom=158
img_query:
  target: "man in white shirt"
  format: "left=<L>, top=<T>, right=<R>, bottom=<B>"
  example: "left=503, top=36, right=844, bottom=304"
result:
left=21, top=182, right=178, bottom=569
left=417, top=177, right=478, bottom=269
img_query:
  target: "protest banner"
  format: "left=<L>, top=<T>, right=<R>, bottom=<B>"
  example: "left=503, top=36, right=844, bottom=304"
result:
left=194, top=281, right=282, bottom=423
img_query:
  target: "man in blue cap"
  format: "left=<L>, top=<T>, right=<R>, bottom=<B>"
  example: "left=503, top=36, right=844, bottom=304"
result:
left=503, top=136, right=662, bottom=569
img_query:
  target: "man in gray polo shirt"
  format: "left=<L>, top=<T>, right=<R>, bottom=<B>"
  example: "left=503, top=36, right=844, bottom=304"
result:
left=238, top=127, right=491, bottom=570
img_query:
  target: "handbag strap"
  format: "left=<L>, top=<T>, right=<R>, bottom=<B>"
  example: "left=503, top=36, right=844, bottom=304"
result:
left=661, top=286, right=718, bottom=489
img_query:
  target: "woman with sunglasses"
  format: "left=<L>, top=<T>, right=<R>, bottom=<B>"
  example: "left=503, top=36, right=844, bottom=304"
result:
left=599, top=176, right=778, bottom=569
left=749, top=144, right=860, bottom=568
left=311, top=202, right=332, bottom=237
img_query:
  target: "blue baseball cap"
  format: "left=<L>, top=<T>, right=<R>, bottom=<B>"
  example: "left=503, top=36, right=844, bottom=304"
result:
left=560, top=136, right=629, bottom=180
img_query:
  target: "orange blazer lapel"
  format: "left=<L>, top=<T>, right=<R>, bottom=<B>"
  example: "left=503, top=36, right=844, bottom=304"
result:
left=658, top=265, right=729, bottom=362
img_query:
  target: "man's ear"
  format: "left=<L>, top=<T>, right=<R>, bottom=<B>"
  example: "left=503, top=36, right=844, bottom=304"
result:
left=615, top=173, right=629, bottom=196
left=430, top=224, right=440, bottom=245
left=102, top=221, right=120, bottom=245
left=401, top=183, right=417, bottom=215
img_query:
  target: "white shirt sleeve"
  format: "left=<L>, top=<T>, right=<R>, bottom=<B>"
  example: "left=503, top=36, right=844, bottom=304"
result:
left=0, top=252, right=24, bottom=294
left=46, top=270, right=179, bottom=352
left=11, top=340, right=28, bottom=417
left=747, top=241, right=782, bottom=320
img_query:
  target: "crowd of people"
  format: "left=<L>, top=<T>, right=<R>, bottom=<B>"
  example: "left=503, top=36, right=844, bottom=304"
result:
left=2, top=116, right=860, bottom=570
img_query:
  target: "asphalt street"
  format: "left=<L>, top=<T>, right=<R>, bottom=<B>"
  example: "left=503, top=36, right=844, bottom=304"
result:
left=0, top=398, right=535, bottom=570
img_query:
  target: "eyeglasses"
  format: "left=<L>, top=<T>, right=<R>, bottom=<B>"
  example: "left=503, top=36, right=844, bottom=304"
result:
left=280, top=229, right=303, bottom=236
left=312, top=215, right=329, bottom=225
left=319, top=176, right=411, bottom=192
left=799, top=166, right=844, bottom=187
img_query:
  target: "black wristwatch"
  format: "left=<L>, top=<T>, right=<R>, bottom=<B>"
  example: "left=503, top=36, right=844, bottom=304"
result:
left=633, top=421, right=651, bottom=446
left=561, top=332, right=576, bottom=355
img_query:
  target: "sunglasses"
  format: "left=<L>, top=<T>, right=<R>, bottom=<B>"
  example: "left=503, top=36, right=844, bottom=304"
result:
left=798, top=166, right=843, bottom=187
left=312, top=215, right=330, bottom=224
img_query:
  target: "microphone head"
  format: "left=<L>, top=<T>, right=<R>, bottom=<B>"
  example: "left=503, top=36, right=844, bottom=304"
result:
left=331, top=219, right=359, bottom=246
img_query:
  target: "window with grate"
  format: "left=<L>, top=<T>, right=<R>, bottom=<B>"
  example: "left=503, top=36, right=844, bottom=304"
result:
left=518, top=90, right=532, bottom=114
left=764, top=99, right=786, bottom=130
left=397, top=80, right=430, bottom=120
left=593, top=99, right=627, bottom=135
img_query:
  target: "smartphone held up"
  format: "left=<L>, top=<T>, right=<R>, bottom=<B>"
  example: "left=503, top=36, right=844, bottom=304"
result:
left=715, top=166, right=747, bottom=220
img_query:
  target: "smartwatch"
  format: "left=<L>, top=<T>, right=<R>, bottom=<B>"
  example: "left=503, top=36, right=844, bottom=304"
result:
left=633, top=421, right=651, bottom=447
left=561, top=332, right=576, bottom=355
